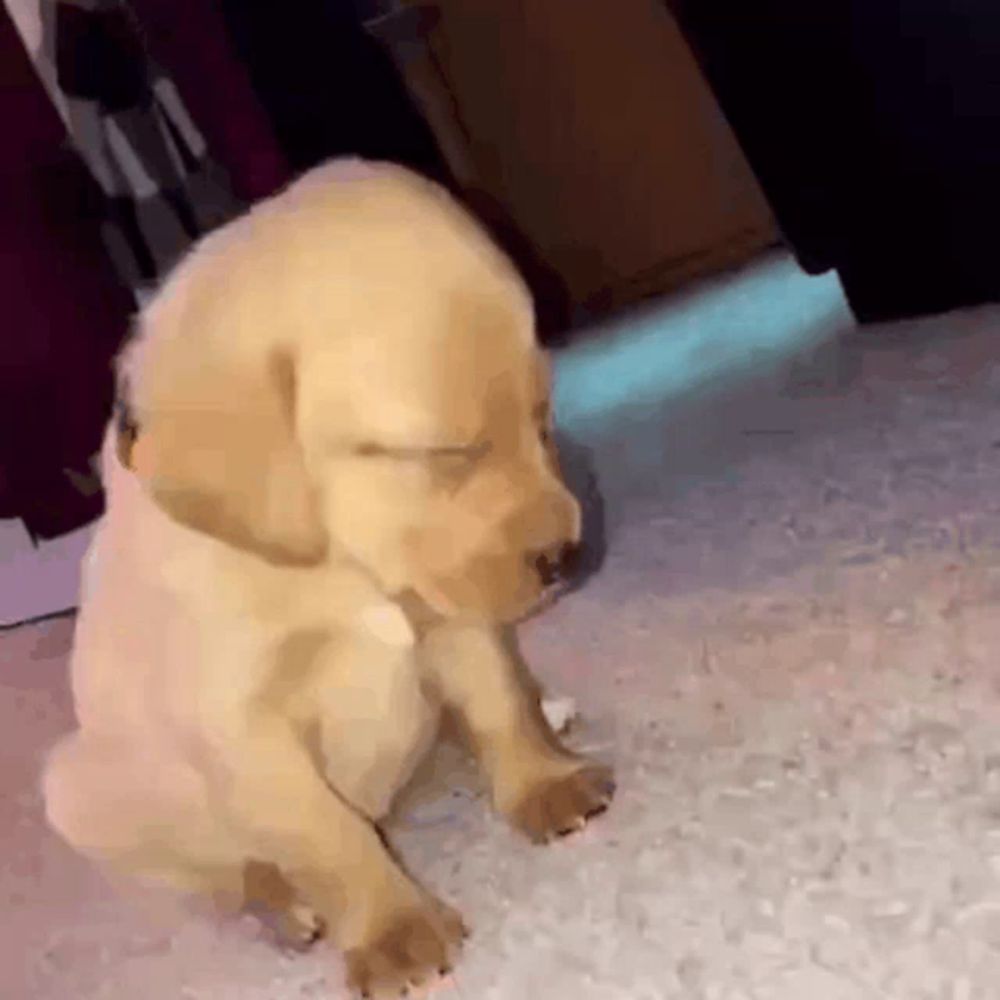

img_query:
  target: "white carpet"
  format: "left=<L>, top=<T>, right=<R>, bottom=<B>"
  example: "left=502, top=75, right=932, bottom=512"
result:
left=6, top=253, right=1000, bottom=999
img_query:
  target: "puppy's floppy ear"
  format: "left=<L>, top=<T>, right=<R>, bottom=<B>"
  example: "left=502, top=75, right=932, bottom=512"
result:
left=130, top=348, right=328, bottom=566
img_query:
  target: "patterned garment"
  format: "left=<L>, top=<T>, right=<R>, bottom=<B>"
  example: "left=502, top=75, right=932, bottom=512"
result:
left=10, top=0, right=242, bottom=293
left=0, top=2, right=135, bottom=539
left=1, top=0, right=255, bottom=536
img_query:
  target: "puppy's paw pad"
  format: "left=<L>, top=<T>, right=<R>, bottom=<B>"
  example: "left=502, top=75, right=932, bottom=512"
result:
left=510, top=764, right=615, bottom=844
left=346, top=903, right=465, bottom=999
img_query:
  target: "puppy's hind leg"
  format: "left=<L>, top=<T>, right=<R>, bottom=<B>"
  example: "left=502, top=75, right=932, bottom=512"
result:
left=43, top=733, right=327, bottom=943
left=42, top=733, right=244, bottom=895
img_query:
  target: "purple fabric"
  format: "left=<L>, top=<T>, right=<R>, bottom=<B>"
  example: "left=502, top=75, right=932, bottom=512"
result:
left=0, top=7, right=134, bottom=538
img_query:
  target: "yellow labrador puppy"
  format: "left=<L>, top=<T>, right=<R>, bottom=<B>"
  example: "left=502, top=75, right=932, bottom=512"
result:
left=42, top=160, right=613, bottom=998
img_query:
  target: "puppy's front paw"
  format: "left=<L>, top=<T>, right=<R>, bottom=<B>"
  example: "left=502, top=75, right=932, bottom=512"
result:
left=345, top=900, right=467, bottom=999
left=509, top=763, right=615, bottom=844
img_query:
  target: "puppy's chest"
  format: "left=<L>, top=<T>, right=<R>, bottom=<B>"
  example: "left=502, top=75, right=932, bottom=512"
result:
left=273, top=633, right=441, bottom=818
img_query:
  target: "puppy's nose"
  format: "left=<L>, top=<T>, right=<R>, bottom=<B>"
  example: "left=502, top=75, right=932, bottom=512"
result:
left=533, top=542, right=581, bottom=586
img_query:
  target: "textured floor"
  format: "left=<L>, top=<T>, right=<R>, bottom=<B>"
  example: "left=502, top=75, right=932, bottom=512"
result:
left=6, top=253, right=1000, bottom=998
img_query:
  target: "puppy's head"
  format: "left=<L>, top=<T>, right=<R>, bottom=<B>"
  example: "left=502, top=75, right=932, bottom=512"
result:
left=121, top=163, right=581, bottom=624
left=315, top=313, right=583, bottom=624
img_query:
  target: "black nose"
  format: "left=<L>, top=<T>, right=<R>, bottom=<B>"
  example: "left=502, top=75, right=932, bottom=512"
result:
left=534, top=542, right=581, bottom=586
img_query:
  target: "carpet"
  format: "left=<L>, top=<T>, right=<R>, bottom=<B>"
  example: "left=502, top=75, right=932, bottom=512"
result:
left=5, top=254, right=1000, bottom=999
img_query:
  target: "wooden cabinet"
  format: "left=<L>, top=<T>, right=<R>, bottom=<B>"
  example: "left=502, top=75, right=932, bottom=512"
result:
left=371, top=0, right=777, bottom=330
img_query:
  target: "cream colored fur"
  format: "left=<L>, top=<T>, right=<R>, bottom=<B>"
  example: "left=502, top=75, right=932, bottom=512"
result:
left=41, top=160, right=613, bottom=999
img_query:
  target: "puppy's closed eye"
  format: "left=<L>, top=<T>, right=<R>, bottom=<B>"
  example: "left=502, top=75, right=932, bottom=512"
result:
left=354, top=442, right=490, bottom=492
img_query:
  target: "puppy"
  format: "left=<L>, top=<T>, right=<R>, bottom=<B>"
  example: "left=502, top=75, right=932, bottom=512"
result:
left=42, top=160, right=613, bottom=998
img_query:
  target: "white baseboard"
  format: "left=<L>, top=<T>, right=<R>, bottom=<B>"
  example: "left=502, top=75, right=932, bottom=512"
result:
left=0, top=519, right=92, bottom=628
